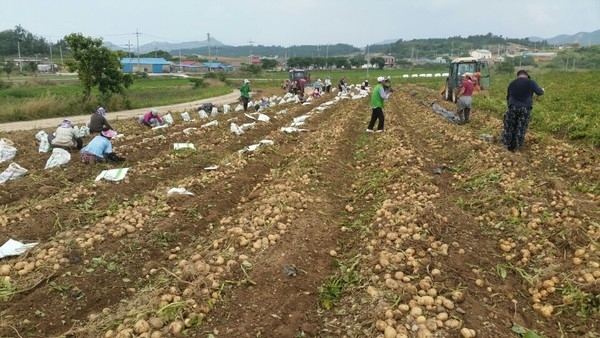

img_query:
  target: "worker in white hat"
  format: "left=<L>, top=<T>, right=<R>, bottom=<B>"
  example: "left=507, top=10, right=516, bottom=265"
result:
left=366, top=76, right=392, bottom=133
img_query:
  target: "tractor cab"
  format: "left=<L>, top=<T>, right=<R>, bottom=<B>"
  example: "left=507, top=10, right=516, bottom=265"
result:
left=444, top=57, right=490, bottom=102
left=287, top=68, right=311, bottom=94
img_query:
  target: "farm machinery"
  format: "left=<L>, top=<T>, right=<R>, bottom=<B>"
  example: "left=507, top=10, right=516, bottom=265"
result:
left=442, top=57, right=490, bottom=102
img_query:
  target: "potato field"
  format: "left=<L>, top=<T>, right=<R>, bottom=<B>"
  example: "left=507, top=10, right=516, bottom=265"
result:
left=0, top=83, right=599, bottom=338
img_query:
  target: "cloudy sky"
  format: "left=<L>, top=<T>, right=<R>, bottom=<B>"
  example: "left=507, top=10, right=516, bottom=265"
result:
left=1, top=0, right=598, bottom=47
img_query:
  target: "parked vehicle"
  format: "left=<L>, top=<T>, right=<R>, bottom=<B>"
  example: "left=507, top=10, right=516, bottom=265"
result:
left=443, top=57, right=490, bottom=102
left=287, top=68, right=311, bottom=94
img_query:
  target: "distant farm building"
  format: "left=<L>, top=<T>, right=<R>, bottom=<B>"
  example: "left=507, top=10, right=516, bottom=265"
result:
left=470, top=49, right=493, bottom=60
left=121, top=58, right=172, bottom=73
left=384, top=55, right=396, bottom=68
left=202, top=62, right=233, bottom=71
left=522, top=52, right=557, bottom=61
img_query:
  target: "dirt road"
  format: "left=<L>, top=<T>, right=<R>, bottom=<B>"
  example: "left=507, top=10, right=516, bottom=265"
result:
left=0, top=90, right=241, bottom=132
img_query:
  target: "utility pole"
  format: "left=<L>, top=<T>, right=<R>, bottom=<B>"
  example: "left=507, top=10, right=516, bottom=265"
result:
left=59, top=43, right=63, bottom=66
left=325, top=44, right=329, bottom=69
left=207, top=33, right=211, bottom=72
left=366, top=44, right=370, bottom=79
left=178, top=49, right=182, bottom=72
left=49, top=39, right=54, bottom=72
left=124, top=40, right=133, bottom=73
left=136, top=28, right=141, bottom=73
left=248, top=39, right=254, bottom=57
left=17, top=40, right=22, bottom=72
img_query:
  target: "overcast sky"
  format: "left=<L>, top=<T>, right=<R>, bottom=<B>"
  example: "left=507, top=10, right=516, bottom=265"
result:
left=1, top=0, right=598, bottom=47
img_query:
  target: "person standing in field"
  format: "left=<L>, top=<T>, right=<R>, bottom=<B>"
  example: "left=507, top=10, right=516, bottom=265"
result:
left=240, top=79, right=251, bottom=112
left=502, top=69, right=544, bottom=152
left=338, top=77, right=347, bottom=93
left=324, top=76, right=332, bottom=93
left=314, top=78, right=323, bottom=94
left=88, top=107, right=113, bottom=134
left=366, top=76, right=392, bottom=133
left=456, top=72, right=474, bottom=124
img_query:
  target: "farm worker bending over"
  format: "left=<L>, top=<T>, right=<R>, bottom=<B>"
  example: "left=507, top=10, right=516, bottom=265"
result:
left=80, top=129, right=125, bottom=163
left=48, top=119, right=83, bottom=151
left=88, top=107, right=113, bottom=133
left=240, top=79, right=251, bottom=112
left=139, top=108, right=165, bottom=127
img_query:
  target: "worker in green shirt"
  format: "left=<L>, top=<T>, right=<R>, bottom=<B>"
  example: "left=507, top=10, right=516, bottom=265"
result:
left=240, top=79, right=251, bottom=112
left=366, top=76, right=392, bottom=133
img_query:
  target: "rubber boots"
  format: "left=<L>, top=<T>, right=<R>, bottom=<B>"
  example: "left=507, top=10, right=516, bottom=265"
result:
left=457, top=109, right=465, bottom=125
left=464, top=108, right=471, bottom=124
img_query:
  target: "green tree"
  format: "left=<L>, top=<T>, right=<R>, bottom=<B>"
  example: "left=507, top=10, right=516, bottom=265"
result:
left=261, top=58, right=279, bottom=70
left=3, top=60, right=15, bottom=78
left=349, top=55, right=365, bottom=68
left=240, top=64, right=262, bottom=75
left=27, top=61, right=37, bottom=77
left=370, top=56, right=386, bottom=69
left=64, top=33, right=133, bottom=102
left=495, top=60, right=514, bottom=74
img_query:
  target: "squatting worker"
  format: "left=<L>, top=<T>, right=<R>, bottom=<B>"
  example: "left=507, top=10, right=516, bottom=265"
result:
left=366, top=76, right=392, bottom=133
left=502, top=69, right=544, bottom=152
left=80, top=129, right=125, bottom=163
left=139, top=108, right=165, bottom=128
left=88, top=107, right=113, bottom=133
left=240, top=79, right=251, bottom=112
left=48, top=119, right=83, bottom=151
left=456, top=72, right=474, bottom=124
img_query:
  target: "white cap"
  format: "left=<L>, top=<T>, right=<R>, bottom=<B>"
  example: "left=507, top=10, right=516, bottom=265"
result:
left=150, top=108, right=158, bottom=116
left=243, top=79, right=250, bottom=84
left=377, top=76, right=385, bottom=82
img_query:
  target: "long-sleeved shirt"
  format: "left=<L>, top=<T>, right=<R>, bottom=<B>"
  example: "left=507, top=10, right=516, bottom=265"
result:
left=370, top=84, right=391, bottom=108
left=507, top=77, right=544, bottom=108
left=141, top=111, right=163, bottom=125
left=240, top=84, right=251, bottom=98
left=89, top=113, right=112, bottom=133
left=81, top=135, right=112, bottom=158
left=51, top=127, right=80, bottom=148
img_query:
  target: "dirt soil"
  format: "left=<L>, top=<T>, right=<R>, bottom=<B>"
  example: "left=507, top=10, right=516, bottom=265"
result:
left=0, top=84, right=599, bottom=338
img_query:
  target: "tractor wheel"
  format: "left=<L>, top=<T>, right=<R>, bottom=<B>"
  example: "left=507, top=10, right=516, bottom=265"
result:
left=444, top=86, right=451, bottom=101
left=452, top=90, right=458, bottom=103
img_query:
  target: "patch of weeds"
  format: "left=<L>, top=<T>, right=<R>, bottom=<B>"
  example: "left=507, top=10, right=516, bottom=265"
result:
left=0, top=277, right=17, bottom=301
left=156, top=300, right=191, bottom=322
left=511, top=324, right=544, bottom=338
left=152, top=231, right=179, bottom=248
left=87, top=256, right=118, bottom=273
left=319, top=255, right=362, bottom=310
left=456, top=197, right=466, bottom=209
left=185, top=207, right=203, bottom=221
left=558, top=282, right=600, bottom=318
left=574, top=181, right=600, bottom=194
left=355, top=169, right=392, bottom=197
left=76, top=197, right=95, bottom=212
left=459, top=169, right=501, bottom=192
left=47, top=281, right=71, bottom=293
left=498, top=264, right=534, bottom=285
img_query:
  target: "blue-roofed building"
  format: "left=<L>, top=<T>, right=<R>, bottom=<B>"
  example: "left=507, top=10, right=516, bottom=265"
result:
left=121, top=58, right=172, bottom=73
left=202, top=62, right=233, bottom=71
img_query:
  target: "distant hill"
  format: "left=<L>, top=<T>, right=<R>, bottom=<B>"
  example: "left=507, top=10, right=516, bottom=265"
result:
left=104, top=38, right=226, bottom=54
left=528, top=29, right=600, bottom=46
